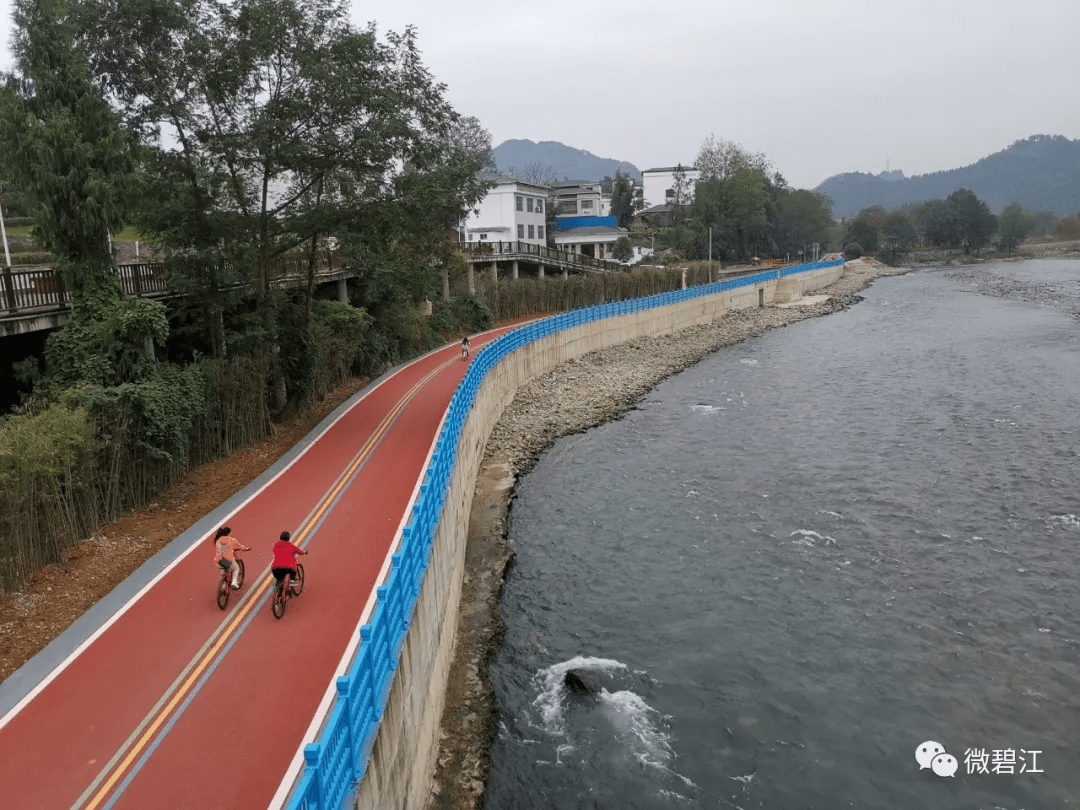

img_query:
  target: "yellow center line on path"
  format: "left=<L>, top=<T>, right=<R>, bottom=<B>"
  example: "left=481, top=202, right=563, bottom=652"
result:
left=75, top=356, right=456, bottom=810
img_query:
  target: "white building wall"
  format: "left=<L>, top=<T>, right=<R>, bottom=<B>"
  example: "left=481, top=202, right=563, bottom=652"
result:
left=461, top=181, right=548, bottom=246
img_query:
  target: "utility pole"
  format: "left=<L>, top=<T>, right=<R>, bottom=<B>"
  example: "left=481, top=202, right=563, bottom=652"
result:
left=0, top=190, right=11, bottom=268
left=708, top=226, right=713, bottom=283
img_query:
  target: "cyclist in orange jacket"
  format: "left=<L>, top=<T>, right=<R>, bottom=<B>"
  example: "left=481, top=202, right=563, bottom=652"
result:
left=212, top=526, right=250, bottom=589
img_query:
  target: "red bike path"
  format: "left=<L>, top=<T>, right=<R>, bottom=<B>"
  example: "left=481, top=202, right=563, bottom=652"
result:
left=0, top=331, right=507, bottom=810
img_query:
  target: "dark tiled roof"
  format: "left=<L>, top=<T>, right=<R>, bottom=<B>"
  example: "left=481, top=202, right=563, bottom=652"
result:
left=641, top=166, right=696, bottom=174
left=478, top=171, right=550, bottom=191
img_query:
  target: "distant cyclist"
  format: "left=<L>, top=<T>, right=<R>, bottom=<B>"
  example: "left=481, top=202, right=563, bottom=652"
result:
left=272, top=530, right=308, bottom=592
left=461, top=335, right=470, bottom=361
left=212, top=526, right=250, bottom=589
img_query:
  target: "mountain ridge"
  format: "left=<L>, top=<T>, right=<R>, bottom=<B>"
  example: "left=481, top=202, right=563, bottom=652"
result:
left=816, top=135, right=1080, bottom=215
left=492, top=139, right=641, bottom=183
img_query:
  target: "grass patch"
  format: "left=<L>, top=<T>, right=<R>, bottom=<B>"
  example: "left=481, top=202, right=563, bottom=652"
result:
left=3, top=226, right=145, bottom=241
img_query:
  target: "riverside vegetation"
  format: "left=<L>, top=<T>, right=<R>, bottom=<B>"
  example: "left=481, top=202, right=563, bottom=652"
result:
left=0, top=251, right=710, bottom=598
left=0, top=0, right=729, bottom=598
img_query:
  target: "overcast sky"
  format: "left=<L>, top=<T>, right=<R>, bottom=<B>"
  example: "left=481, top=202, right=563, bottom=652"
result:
left=1, top=0, right=1077, bottom=189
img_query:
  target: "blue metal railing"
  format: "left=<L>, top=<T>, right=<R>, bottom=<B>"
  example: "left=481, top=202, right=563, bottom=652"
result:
left=285, top=258, right=843, bottom=809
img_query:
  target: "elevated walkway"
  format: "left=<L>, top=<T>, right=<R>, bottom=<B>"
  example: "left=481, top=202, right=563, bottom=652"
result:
left=0, top=252, right=354, bottom=336
left=458, top=239, right=621, bottom=277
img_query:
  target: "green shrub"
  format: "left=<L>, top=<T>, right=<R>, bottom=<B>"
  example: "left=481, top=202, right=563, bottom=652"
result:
left=311, top=300, right=372, bottom=397
left=0, top=403, right=98, bottom=591
left=844, top=242, right=863, bottom=259
left=454, top=293, right=492, bottom=333
left=10, top=251, right=54, bottom=265
left=3, top=216, right=32, bottom=228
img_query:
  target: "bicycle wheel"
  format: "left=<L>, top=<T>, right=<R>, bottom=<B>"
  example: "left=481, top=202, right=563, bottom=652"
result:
left=235, top=558, right=246, bottom=589
left=216, top=576, right=230, bottom=610
left=292, top=563, right=305, bottom=596
left=271, top=580, right=287, bottom=619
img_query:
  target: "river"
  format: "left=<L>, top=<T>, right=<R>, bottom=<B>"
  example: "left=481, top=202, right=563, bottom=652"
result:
left=484, top=259, right=1080, bottom=810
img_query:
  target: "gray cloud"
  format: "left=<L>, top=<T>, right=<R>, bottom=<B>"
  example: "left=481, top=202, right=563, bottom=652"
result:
left=1, top=0, right=1076, bottom=189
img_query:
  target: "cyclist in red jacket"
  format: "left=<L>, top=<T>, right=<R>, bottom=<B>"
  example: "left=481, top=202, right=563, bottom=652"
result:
left=271, top=530, right=308, bottom=592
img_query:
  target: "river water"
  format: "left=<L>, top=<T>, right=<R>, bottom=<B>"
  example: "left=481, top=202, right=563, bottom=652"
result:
left=484, top=260, right=1080, bottom=810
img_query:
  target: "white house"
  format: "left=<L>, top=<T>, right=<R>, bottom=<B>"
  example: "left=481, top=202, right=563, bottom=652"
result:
left=458, top=172, right=549, bottom=246
left=641, top=165, right=700, bottom=210
left=552, top=225, right=629, bottom=261
left=548, top=179, right=627, bottom=260
left=551, top=180, right=610, bottom=221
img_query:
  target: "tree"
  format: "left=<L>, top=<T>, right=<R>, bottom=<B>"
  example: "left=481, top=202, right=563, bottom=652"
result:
left=880, top=211, right=917, bottom=256
left=0, top=0, right=166, bottom=388
left=1056, top=216, right=1080, bottom=240
left=448, top=116, right=496, bottom=173
left=998, top=201, right=1034, bottom=252
left=669, top=164, right=693, bottom=227
left=75, top=0, right=487, bottom=404
left=692, top=135, right=772, bottom=262
left=843, top=205, right=886, bottom=253
left=773, top=188, right=834, bottom=258
left=508, top=161, right=559, bottom=186
left=945, top=188, right=997, bottom=254
left=1031, top=210, right=1060, bottom=237
left=610, top=170, right=634, bottom=230
left=612, top=236, right=633, bottom=263
left=914, top=199, right=953, bottom=247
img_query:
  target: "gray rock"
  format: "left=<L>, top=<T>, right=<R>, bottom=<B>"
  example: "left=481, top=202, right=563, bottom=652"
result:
left=564, top=669, right=603, bottom=695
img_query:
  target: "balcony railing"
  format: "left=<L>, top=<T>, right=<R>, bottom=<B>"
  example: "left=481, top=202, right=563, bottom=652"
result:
left=456, top=240, right=620, bottom=273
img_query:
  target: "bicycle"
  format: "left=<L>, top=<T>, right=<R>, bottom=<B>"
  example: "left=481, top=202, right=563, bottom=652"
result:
left=461, top=340, right=470, bottom=361
left=270, top=563, right=305, bottom=619
left=216, top=553, right=246, bottom=610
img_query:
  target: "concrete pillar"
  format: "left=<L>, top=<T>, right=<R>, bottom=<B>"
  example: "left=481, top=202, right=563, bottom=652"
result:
left=467, top=263, right=475, bottom=294
left=538, top=265, right=545, bottom=279
left=562, top=265, right=568, bottom=279
left=491, top=262, right=498, bottom=283
left=512, top=260, right=519, bottom=279
left=681, top=270, right=687, bottom=290
left=337, top=278, right=348, bottom=303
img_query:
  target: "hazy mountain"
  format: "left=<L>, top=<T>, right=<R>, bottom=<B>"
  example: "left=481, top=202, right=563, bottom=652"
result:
left=493, top=139, right=641, bottom=184
left=817, top=135, right=1080, bottom=216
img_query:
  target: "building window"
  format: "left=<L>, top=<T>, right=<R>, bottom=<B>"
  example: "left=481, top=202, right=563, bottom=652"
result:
left=517, top=224, right=524, bottom=239
left=665, top=188, right=674, bottom=199
left=468, top=233, right=473, bottom=241
left=479, top=233, right=488, bottom=240
left=537, top=199, right=543, bottom=213
left=560, top=201, right=577, bottom=215
left=526, top=197, right=533, bottom=212
left=528, top=225, right=535, bottom=239
left=581, top=200, right=593, bottom=210
left=516, top=196, right=523, bottom=211
left=539, top=225, right=545, bottom=239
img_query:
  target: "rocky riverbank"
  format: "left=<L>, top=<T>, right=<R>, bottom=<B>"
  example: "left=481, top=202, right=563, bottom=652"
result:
left=426, top=257, right=908, bottom=809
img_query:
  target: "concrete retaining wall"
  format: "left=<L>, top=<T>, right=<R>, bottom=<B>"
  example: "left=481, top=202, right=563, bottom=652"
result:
left=351, top=262, right=845, bottom=809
